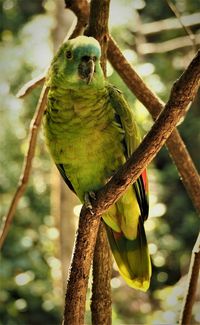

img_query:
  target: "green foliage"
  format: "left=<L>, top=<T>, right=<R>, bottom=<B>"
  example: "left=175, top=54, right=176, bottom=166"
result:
left=0, top=4, right=61, bottom=324
left=0, top=0, right=44, bottom=39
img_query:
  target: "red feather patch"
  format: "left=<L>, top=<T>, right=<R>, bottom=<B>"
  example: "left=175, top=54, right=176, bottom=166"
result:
left=141, top=169, right=148, bottom=193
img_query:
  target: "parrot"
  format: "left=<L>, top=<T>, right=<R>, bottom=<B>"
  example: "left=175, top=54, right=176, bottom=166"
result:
left=43, top=35, right=151, bottom=291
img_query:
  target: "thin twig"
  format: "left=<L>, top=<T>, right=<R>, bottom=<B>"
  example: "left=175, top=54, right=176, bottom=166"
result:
left=16, top=73, right=46, bottom=98
left=135, top=33, right=200, bottom=54
left=63, top=50, right=200, bottom=325
left=0, top=14, right=80, bottom=249
left=16, top=17, right=77, bottom=99
left=179, top=232, right=200, bottom=325
left=0, top=86, right=49, bottom=249
left=132, top=13, right=200, bottom=35
left=166, top=0, right=197, bottom=50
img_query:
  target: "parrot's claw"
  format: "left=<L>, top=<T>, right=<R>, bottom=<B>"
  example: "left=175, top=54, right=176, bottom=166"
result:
left=84, top=192, right=96, bottom=214
left=89, top=191, right=96, bottom=200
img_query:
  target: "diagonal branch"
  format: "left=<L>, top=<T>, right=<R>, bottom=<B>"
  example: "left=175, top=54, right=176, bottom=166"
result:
left=108, top=37, right=200, bottom=214
left=63, top=50, right=200, bottom=325
left=0, top=86, right=49, bottom=249
left=166, top=0, right=197, bottom=50
left=135, top=33, right=200, bottom=54
left=16, top=72, right=46, bottom=99
left=132, top=13, right=200, bottom=36
left=66, top=0, right=200, bottom=214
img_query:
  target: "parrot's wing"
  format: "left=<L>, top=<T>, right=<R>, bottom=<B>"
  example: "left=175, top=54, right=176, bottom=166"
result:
left=107, top=84, right=140, bottom=157
left=107, top=84, right=149, bottom=220
left=56, top=163, right=76, bottom=194
left=106, top=84, right=151, bottom=291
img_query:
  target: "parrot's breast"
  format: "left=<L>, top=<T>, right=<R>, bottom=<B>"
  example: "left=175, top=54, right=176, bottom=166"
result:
left=44, top=88, right=125, bottom=201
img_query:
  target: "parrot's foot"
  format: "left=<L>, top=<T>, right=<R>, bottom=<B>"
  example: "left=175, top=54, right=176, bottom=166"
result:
left=84, top=191, right=96, bottom=214
left=89, top=191, right=96, bottom=200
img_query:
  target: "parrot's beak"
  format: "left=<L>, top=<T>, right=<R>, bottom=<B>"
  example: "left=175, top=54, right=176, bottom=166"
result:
left=78, top=56, right=96, bottom=84
left=86, top=59, right=95, bottom=84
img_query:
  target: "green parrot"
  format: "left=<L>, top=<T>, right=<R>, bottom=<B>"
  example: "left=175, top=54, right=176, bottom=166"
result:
left=44, top=35, right=151, bottom=291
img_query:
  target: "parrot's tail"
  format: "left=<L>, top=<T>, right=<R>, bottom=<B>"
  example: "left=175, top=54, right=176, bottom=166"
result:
left=105, top=218, right=151, bottom=291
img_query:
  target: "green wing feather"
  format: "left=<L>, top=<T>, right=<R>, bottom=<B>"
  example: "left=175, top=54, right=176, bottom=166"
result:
left=107, top=84, right=141, bottom=156
left=105, top=84, right=151, bottom=291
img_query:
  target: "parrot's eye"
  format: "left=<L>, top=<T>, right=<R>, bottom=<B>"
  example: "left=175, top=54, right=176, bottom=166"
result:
left=66, top=50, right=72, bottom=59
left=93, top=56, right=97, bottom=62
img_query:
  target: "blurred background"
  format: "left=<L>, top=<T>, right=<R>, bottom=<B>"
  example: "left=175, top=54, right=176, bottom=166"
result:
left=0, top=0, right=199, bottom=324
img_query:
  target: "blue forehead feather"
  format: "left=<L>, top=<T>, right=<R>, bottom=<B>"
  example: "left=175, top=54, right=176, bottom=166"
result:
left=67, top=36, right=101, bottom=59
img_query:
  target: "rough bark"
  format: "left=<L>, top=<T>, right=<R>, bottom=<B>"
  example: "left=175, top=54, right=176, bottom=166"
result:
left=91, top=222, right=112, bottom=325
left=107, top=37, right=200, bottom=214
left=63, top=206, right=101, bottom=325
left=85, top=0, right=110, bottom=74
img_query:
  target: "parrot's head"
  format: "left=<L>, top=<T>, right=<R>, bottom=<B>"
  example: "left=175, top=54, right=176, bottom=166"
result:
left=48, top=36, right=105, bottom=90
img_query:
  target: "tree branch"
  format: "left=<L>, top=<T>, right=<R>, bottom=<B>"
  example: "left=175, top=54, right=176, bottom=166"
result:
left=0, top=8, right=79, bottom=249
left=0, top=86, right=49, bottom=249
left=16, top=72, right=46, bottom=98
left=65, top=0, right=89, bottom=38
left=83, top=1, right=112, bottom=324
left=62, top=1, right=112, bottom=324
left=135, top=33, right=200, bottom=55
left=133, top=13, right=200, bottom=36
left=63, top=50, right=200, bottom=325
left=85, top=0, right=110, bottom=74
left=91, top=222, right=112, bottom=325
left=179, top=232, right=200, bottom=325
left=16, top=3, right=200, bottom=217
left=108, top=37, right=200, bottom=214
left=166, top=0, right=197, bottom=50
